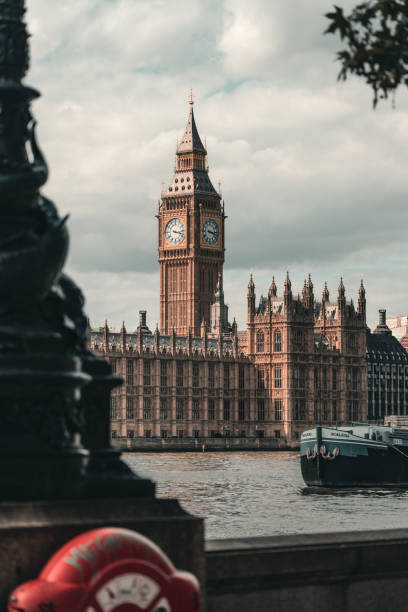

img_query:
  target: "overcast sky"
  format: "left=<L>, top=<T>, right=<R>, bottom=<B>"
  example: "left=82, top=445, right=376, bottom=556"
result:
left=28, top=0, right=408, bottom=332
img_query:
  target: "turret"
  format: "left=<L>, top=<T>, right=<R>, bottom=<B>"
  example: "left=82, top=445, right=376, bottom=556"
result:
left=268, top=276, right=277, bottom=298
left=171, top=327, right=177, bottom=355
left=322, top=281, right=329, bottom=303
left=305, top=273, right=314, bottom=312
left=120, top=321, right=126, bottom=352
left=358, top=279, right=366, bottom=321
left=201, top=318, right=207, bottom=355
left=154, top=323, right=160, bottom=352
left=337, top=277, right=346, bottom=317
left=247, top=273, right=255, bottom=321
left=103, top=319, right=109, bottom=352
left=284, top=271, right=292, bottom=313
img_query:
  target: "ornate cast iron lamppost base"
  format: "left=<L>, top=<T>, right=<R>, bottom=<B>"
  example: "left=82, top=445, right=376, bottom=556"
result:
left=0, top=0, right=154, bottom=500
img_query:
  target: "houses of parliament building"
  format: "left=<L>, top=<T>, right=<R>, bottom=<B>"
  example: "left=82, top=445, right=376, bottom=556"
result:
left=90, top=100, right=367, bottom=446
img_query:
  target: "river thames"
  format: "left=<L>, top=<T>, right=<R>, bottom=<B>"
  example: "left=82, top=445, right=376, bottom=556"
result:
left=124, top=451, right=408, bottom=540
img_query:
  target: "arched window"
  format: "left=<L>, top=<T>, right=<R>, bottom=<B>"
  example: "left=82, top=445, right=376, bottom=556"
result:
left=274, top=330, right=282, bottom=352
left=256, top=331, right=264, bottom=352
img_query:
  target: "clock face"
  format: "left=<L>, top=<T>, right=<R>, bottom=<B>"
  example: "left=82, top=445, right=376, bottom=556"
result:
left=202, top=219, right=219, bottom=245
left=165, top=218, right=185, bottom=245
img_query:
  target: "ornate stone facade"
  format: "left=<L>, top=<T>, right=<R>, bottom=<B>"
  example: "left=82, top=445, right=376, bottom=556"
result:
left=90, top=101, right=368, bottom=445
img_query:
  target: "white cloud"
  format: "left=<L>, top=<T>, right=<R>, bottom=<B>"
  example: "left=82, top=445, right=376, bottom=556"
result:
left=26, top=0, right=408, bottom=332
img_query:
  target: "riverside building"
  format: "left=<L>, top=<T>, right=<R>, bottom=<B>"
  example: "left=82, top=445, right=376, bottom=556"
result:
left=366, top=310, right=408, bottom=421
left=90, top=100, right=368, bottom=446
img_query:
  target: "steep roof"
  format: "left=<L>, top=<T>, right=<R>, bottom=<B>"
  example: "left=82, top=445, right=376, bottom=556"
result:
left=366, top=330, right=408, bottom=361
left=176, top=103, right=206, bottom=154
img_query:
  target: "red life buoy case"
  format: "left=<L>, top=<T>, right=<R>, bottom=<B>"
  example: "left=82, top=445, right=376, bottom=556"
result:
left=8, top=527, right=201, bottom=612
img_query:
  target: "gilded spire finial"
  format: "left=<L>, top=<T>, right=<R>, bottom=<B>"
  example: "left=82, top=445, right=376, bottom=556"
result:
left=189, top=87, right=195, bottom=106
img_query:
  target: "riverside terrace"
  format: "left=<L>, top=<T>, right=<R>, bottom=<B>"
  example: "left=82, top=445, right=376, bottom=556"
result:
left=2, top=1, right=408, bottom=611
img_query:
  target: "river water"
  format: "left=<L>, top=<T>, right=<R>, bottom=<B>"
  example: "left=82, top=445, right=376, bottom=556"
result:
left=124, top=452, right=408, bottom=540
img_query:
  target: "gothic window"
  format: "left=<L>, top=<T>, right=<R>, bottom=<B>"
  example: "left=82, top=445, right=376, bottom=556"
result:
left=256, top=331, right=264, bottom=353
left=208, top=363, right=215, bottom=388
left=193, top=400, right=200, bottom=421
left=274, top=399, right=282, bottom=421
left=332, top=368, right=337, bottom=390
left=160, top=361, right=167, bottom=387
left=323, top=401, right=328, bottom=421
left=223, top=399, right=230, bottom=421
left=257, top=399, right=265, bottom=421
left=274, top=330, right=282, bottom=352
left=299, top=366, right=305, bottom=389
left=110, top=397, right=118, bottom=420
left=193, top=429, right=200, bottom=438
left=239, top=367, right=245, bottom=389
left=110, top=359, right=117, bottom=375
left=314, top=401, right=319, bottom=421
left=176, top=361, right=184, bottom=388
left=161, top=429, right=168, bottom=439
left=126, top=360, right=134, bottom=386
left=208, top=399, right=215, bottom=420
left=176, top=399, right=184, bottom=420
left=274, top=367, right=282, bottom=388
left=143, top=361, right=151, bottom=386
left=145, top=429, right=151, bottom=438
left=160, top=399, right=168, bottom=420
left=352, top=368, right=358, bottom=391
left=126, top=398, right=134, bottom=420
left=238, top=400, right=245, bottom=421
left=352, top=400, right=359, bottom=421
left=333, top=400, right=337, bottom=422
left=346, top=368, right=352, bottom=387
left=127, top=430, right=134, bottom=438
left=143, top=398, right=151, bottom=420
left=193, top=363, right=199, bottom=388
left=294, top=330, right=303, bottom=347
left=180, top=267, right=187, bottom=292
left=224, top=365, right=230, bottom=390
left=257, top=369, right=265, bottom=389
left=323, top=367, right=327, bottom=390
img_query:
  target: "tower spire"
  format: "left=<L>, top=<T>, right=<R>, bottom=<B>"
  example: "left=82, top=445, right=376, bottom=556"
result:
left=177, top=97, right=206, bottom=154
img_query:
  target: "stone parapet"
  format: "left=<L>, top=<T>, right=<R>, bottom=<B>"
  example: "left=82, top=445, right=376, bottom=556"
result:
left=206, top=529, right=408, bottom=612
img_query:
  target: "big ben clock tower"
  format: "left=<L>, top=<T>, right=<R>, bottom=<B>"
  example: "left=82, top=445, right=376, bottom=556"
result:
left=158, top=97, right=225, bottom=336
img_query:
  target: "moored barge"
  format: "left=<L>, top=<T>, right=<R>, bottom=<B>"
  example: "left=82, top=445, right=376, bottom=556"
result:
left=301, top=424, right=408, bottom=487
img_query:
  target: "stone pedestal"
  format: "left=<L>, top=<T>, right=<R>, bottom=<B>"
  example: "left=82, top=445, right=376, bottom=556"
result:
left=0, top=497, right=205, bottom=609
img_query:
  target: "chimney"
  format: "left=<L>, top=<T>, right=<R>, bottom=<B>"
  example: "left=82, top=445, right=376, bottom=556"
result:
left=373, top=308, right=391, bottom=335
left=139, top=310, right=147, bottom=328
